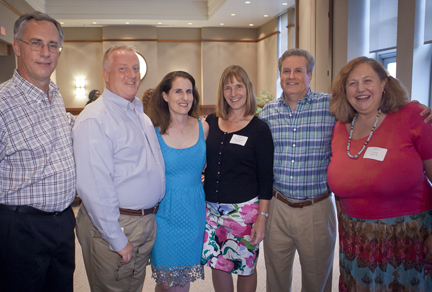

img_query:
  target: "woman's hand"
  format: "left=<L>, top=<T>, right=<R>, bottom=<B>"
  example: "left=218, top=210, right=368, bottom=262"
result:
left=424, top=234, right=432, bottom=262
left=249, top=214, right=266, bottom=246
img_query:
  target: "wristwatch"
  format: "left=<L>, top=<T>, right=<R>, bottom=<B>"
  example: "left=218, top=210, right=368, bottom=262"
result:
left=259, top=212, right=269, bottom=218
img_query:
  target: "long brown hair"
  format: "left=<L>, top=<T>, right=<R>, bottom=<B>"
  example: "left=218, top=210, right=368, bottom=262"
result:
left=216, top=65, right=257, bottom=119
left=147, top=71, right=201, bottom=134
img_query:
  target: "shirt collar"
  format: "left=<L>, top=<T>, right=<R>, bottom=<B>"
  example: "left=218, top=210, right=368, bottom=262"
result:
left=277, top=88, right=312, bottom=105
left=12, top=69, right=59, bottom=104
left=101, top=88, right=143, bottom=112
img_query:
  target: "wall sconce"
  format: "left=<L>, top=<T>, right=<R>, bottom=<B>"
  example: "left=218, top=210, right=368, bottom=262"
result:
left=76, top=78, right=86, bottom=98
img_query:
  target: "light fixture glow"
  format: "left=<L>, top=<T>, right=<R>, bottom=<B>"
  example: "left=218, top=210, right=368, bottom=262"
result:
left=158, top=22, right=162, bottom=25
left=92, top=22, right=97, bottom=24
left=282, top=2, right=288, bottom=5
left=264, top=15, right=268, bottom=17
left=245, top=1, right=251, bottom=3
left=60, top=22, right=64, bottom=25
left=75, top=79, right=86, bottom=98
left=188, top=23, right=192, bottom=25
left=135, top=52, right=148, bottom=81
left=220, top=23, right=224, bottom=26
left=249, top=24, right=254, bottom=27
left=231, top=14, right=236, bottom=16
left=125, top=22, right=130, bottom=24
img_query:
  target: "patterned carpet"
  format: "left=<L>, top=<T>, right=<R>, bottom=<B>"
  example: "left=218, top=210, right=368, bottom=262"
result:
left=72, top=206, right=339, bottom=291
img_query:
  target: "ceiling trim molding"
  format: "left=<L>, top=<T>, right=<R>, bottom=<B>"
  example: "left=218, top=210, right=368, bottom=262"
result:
left=0, top=0, right=21, bottom=16
left=257, top=31, right=280, bottom=42
left=62, top=31, right=280, bottom=44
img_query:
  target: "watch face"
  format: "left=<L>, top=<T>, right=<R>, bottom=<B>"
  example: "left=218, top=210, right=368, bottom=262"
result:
left=135, top=52, right=148, bottom=81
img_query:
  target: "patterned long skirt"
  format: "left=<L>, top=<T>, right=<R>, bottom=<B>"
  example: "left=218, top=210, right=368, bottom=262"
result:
left=201, top=197, right=259, bottom=275
left=338, top=207, right=432, bottom=292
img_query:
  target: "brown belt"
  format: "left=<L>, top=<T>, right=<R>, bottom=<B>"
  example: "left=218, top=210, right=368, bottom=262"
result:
left=273, top=190, right=330, bottom=208
left=119, top=204, right=159, bottom=216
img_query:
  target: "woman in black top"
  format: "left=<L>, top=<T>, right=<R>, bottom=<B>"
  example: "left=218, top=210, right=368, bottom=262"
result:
left=201, top=65, right=274, bottom=292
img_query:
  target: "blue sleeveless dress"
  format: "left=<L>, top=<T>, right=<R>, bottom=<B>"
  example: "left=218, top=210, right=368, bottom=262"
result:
left=150, top=120, right=206, bottom=287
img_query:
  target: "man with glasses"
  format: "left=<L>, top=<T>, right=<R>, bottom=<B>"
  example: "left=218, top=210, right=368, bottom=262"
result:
left=0, top=12, right=76, bottom=292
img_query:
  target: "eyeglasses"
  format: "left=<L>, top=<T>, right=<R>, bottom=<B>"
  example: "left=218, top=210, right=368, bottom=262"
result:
left=19, top=38, right=62, bottom=53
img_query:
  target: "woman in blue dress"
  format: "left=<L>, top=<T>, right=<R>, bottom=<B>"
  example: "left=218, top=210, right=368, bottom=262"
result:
left=147, top=71, right=209, bottom=292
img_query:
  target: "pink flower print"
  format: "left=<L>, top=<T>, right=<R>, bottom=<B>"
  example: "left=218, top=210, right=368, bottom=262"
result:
left=239, top=204, right=258, bottom=224
left=226, top=219, right=251, bottom=238
left=216, top=226, right=228, bottom=243
left=245, top=255, right=256, bottom=268
left=204, top=230, right=209, bottom=243
left=214, top=255, right=234, bottom=272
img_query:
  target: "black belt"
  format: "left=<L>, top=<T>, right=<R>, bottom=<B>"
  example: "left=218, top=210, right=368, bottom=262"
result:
left=273, top=190, right=331, bottom=208
left=0, top=204, right=70, bottom=216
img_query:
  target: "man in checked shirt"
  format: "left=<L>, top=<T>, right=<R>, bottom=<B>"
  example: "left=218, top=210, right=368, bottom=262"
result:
left=260, top=48, right=432, bottom=292
left=0, top=12, right=76, bottom=292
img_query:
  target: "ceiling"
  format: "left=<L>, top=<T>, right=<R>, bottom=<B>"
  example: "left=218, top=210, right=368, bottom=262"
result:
left=39, top=0, right=295, bottom=28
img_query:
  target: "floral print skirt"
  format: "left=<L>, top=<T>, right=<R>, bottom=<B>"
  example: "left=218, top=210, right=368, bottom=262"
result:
left=201, top=197, right=259, bottom=275
left=338, top=208, right=432, bottom=292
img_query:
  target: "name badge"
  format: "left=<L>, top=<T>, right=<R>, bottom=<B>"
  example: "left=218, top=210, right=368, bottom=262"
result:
left=363, top=147, right=387, bottom=161
left=230, top=134, right=248, bottom=146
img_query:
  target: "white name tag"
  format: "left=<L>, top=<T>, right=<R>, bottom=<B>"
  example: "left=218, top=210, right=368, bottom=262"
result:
left=230, top=134, right=248, bottom=146
left=363, top=147, right=387, bottom=161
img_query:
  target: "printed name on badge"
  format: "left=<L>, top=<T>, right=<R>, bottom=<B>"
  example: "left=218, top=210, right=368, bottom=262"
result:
left=230, top=134, right=248, bottom=146
left=363, top=147, right=387, bottom=161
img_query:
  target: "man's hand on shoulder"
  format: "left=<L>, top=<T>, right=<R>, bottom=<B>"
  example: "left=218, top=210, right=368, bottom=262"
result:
left=117, top=241, right=133, bottom=264
left=412, top=100, right=432, bottom=125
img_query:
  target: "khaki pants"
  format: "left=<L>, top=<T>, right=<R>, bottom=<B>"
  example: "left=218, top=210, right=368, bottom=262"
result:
left=264, top=195, right=337, bottom=292
left=76, top=205, right=156, bottom=292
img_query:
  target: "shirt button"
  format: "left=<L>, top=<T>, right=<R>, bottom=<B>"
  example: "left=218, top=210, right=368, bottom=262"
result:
left=293, top=128, right=296, bottom=131
left=217, top=172, right=220, bottom=174
left=216, top=190, right=219, bottom=193
left=291, top=160, right=294, bottom=163
left=290, top=176, right=293, bottom=179
left=218, top=162, right=221, bottom=164
left=219, top=152, right=221, bottom=154
left=290, top=191, right=293, bottom=194
left=289, top=114, right=292, bottom=117
left=221, top=142, right=223, bottom=144
left=292, top=144, right=296, bottom=147
left=216, top=181, right=219, bottom=183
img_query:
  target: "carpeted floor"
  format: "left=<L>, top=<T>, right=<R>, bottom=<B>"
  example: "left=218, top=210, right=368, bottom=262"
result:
left=72, top=206, right=340, bottom=291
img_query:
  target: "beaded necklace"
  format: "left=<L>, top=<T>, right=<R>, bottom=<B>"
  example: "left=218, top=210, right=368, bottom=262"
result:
left=347, top=109, right=381, bottom=159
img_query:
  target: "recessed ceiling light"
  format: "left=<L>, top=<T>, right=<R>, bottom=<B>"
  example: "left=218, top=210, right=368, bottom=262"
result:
left=249, top=24, right=254, bottom=27
left=125, top=22, right=130, bottom=24
left=92, top=22, right=97, bottom=24
left=231, top=14, right=236, bottom=16
left=188, top=23, right=192, bottom=25
left=282, top=2, right=288, bottom=5
left=158, top=22, right=162, bottom=25
left=60, top=22, right=64, bottom=25
left=220, top=23, right=224, bottom=26
left=264, top=15, right=268, bottom=17
left=245, top=1, right=250, bottom=4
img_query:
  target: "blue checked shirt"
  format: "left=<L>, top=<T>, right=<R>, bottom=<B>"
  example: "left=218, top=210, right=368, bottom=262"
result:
left=0, top=70, right=76, bottom=212
left=260, top=89, right=336, bottom=200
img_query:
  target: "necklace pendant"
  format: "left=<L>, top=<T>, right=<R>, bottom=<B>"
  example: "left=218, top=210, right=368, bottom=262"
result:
left=354, top=155, right=358, bottom=159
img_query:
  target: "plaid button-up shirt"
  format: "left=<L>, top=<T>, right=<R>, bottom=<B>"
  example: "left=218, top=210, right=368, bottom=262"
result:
left=0, top=70, right=76, bottom=212
left=260, top=89, right=336, bottom=200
